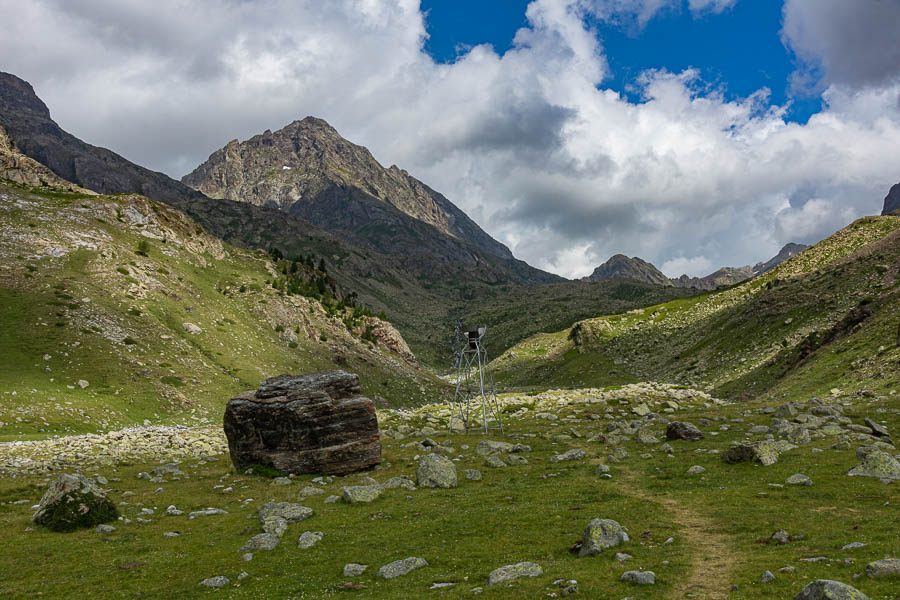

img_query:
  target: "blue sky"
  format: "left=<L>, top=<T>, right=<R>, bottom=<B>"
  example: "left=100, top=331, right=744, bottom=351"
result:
left=423, top=0, right=822, bottom=123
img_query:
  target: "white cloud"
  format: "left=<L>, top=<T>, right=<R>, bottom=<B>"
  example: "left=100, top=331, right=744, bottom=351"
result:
left=687, top=0, right=737, bottom=15
left=1, top=0, right=898, bottom=281
left=660, top=256, right=715, bottom=278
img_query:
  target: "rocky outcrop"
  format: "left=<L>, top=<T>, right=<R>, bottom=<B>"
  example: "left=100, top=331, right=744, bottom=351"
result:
left=583, top=255, right=670, bottom=285
left=883, top=183, right=900, bottom=215
left=0, top=124, right=94, bottom=193
left=31, top=473, right=118, bottom=531
left=223, top=371, right=381, bottom=476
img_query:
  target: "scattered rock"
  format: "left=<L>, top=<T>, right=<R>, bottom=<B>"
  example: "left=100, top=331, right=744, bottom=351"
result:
left=793, top=579, right=869, bottom=599
left=484, top=455, right=507, bottom=468
left=382, top=476, right=415, bottom=490
left=465, top=469, right=483, bottom=481
left=621, top=571, right=655, bottom=585
left=343, top=563, right=367, bottom=576
left=95, top=524, right=115, bottom=534
left=224, top=371, right=381, bottom=476
left=786, top=474, right=813, bottom=486
left=475, top=440, right=514, bottom=456
left=31, top=473, right=118, bottom=532
left=199, top=576, right=228, bottom=588
left=342, top=485, right=382, bottom=504
left=667, top=421, right=704, bottom=441
left=863, top=418, right=889, bottom=438
left=486, top=561, right=543, bottom=586
left=416, top=454, right=457, bottom=488
left=847, top=451, right=900, bottom=480
left=761, top=570, right=775, bottom=583
left=722, top=440, right=796, bottom=466
left=297, top=531, right=324, bottom=549
left=579, top=518, right=629, bottom=556
left=377, top=557, right=427, bottom=579
left=258, top=502, right=313, bottom=524
left=865, top=558, right=900, bottom=579
left=241, top=533, right=281, bottom=552
left=183, top=322, right=203, bottom=335
left=549, top=449, right=586, bottom=463
left=686, top=465, right=705, bottom=475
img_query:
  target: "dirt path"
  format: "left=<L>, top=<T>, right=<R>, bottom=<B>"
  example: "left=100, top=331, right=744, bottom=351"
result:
left=618, top=470, right=736, bottom=599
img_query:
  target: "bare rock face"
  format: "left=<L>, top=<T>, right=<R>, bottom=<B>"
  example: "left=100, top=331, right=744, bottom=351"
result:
left=882, top=183, right=900, bottom=216
left=224, top=370, right=381, bottom=476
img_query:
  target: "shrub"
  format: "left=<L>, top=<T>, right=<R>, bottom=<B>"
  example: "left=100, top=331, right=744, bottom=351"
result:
left=135, top=239, right=151, bottom=256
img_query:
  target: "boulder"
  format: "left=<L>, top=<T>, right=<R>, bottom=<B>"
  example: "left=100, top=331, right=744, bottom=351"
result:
left=377, top=557, right=427, bottom=579
left=666, top=421, right=704, bottom=441
left=847, top=451, right=900, bottom=480
left=579, top=518, right=629, bottom=556
left=258, top=501, right=313, bottom=524
left=416, top=454, right=457, bottom=488
left=865, top=558, right=900, bottom=579
left=486, top=562, right=543, bottom=586
left=342, top=485, right=382, bottom=504
left=297, top=531, right=324, bottom=549
left=793, top=579, right=869, bottom=600
left=31, top=474, right=118, bottom=532
left=224, top=371, right=381, bottom=476
left=621, top=571, right=655, bottom=585
left=549, top=449, right=586, bottom=463
left=722, top=440, right=796, bottom=466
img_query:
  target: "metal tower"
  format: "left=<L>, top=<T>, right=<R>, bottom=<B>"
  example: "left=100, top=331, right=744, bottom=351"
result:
left=450, top=325, right=503, bottom=434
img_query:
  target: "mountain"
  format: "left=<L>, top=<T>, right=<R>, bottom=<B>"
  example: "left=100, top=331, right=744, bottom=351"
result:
left=493, top=213, right=900, bottom=399
left=582, top=254, right=670, bottom=286
left=752, top=242, right=808, bottom=275
left=182, top=117, right=511, bottom=261
left=1, top=71, right=690, bottom=365
left=883, top=182, right=900, bottom=216
left=585, top=244, right=807, bottom=291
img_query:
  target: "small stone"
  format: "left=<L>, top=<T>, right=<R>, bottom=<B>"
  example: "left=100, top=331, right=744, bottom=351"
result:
left=864, top=558, right=900, bottom=579
left=579, top=518, right=629, bottom=556
left=786, top=474, right=813, bottom=486
left=486, top=561, right=543, bottom=586
left=343, top=563, right=367, bottom=577
left=77, top=380, right=89, bottom=389
left=95, top=524, right=115, bottom=534
left=793, top=579, right=869, bottom=599
left=271, top=477, right=292, bottom=486
left=686, top=465, right=705, bottom=474
left=342, top=485, right=382, bottom=504
left=324, top=495, right=339, bottom=503
left=761, top=570, right=775, bottom=583
left=240, top=533, right=281, bottom=552
left=620, top=571, right=655, bottom=585
left=465, top=469, right=483, bottom=481
left=377, top=557, right=427, bottom=579
left=242, top=553, right=253, bottom=562
left=199, top=576, right=228, bottom=588
left=183, top=322, right=203, bottom=335
left=258, top=502, right=313, bottom=523
left=667, top=421, right=703, bottom=441
left=163, top=531, right=179, bottom=538
left=614, top=553, right=632, bottom=562
left=549, top=449, right=586, bottom=463
left=484, top=456, right=506, bottom=468
left=595, top=464, right=610, bottom=475
left=297, top=531, right=324, bottom=549
left=841, top=542, right=865, bottom=550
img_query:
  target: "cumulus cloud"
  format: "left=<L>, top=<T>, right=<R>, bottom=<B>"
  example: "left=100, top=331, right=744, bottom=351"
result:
left=782, top=0, right=900, bottom=92
left=0, top=0, right=898, bottom=279
left=687, top=0, right=738, bottom=15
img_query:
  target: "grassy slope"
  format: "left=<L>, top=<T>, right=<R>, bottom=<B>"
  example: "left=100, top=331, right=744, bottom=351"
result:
left=0, top=181, right=450, bottom=441
left=491, top=215, right=900, bottom=402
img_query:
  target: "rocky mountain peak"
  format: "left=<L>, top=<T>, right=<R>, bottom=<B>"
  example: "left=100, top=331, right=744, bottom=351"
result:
left=883, top=182, right=900, bottom=216
left=583, top=255, right=670, bottom=286
left=0, top=72, right=52, bottom=120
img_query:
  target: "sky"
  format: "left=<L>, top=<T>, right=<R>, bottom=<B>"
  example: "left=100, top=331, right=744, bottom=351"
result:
left=2, top=0, right=899, bottom=279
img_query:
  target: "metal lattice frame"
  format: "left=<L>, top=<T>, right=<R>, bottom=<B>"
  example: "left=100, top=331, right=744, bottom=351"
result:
left=450, top=326, right=503, bottom=434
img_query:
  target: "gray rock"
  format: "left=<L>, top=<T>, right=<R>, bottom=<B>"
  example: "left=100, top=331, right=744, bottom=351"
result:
left=262, top=517, right=287, bottom=537
left=484, top=455, right=506, bottom=468
left=614, top=552, right=632, bottom=562
left=549, top=449, right=586, bottom=463
left=416, top=454, right=457, bottom=488
left=382, top=476, right=415, bottom=490
left=271, top=476, right=292, bottom=486
left=506, top=454, right=528, bottom=465
left=761, top=570, right=775, bottom=583
left=343, top=563, right=367, bottom=576
left=722, top=440, right=796, bottom=466
left=258, top=502, right=313, bottom=524
left=847, top=451, right=900, bottom=480
left=240, top=533, right=281, bottom=552
left=841, top=542, right=865, bottom=550
left=31, top=473, right=118, bottom=532
left=299, top=485, right=325, bottom=498
left=486, top=561, right=543, bottom=586
left=686, top=465, right=705, bottom=475
left=377, top=557, right=428, bottom=579
left=475, top=440, right=514, bottom=456
left=621, top=571, right=655, bottom=585
left=863, top=418, right=889, bottom=438
left=151, top=462, right=183, bottom=477
left=865, top=558, right=900, bottom=579
left=793, top=579, right=869, bottom=599
left=95, top=524, right=115, bottom=534
left=297, top=531, right=324, bottom=549
left=634, top=429, right=660, bottom=445
left=595, top=464, right=610, bottom=475
left=342, top=485, right=382, bottom=504
left=189, top=508, right=228, bottom=519
left=579, top=518, right=629, bottom=556
left=324, top=495, right=339, bottom=503
left=666, top=421, right=704, bottom=441
left=199, top=576, right=228, bottom=588
left=786, top=473, right=813, bottom=486
left=465, top=469, right=483, bottom=481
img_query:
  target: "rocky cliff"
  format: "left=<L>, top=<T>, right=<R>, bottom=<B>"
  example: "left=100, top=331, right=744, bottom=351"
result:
left=182, top=117, right=513, bottom=261
left=883, top=183, right=900, bottom=216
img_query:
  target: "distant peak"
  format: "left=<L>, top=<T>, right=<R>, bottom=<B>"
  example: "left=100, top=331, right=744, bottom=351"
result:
left=0, top=71, right=52, bottom=120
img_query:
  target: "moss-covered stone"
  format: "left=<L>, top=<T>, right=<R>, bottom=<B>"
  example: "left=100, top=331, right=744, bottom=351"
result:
left=722, top=440, right=796, bottom=466
left=579, top=518, right=630, bottom=556
left=847, top=451, right=900, bottom=480
left=486, top=561, right=543, bottom=586
left=31, top=473, right=118, bottom=532
left=416, top=454, right=457, bottom=488
left=793, top=579, right=870, bottom=599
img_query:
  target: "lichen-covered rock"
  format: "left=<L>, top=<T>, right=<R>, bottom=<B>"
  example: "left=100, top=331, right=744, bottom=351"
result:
left=343, top=563, right=367, bottom=576
left=224, top=371, right=381, bottom=476
left=31, top=473, right=118, bottom=532
left=847, top=451, right=900, bottom=480
left=486, top=562, right=543, bottom=586
left=865, top=558, right=900, bottom=579
left=579, top=518, right=630, bottom=556
left=258, top=501, right=313, bottom=524
left=786, top=473, right=813, bottom=486
left=621, top=571, right=655, bottom=585
left=475, top=440, right=514, bottom=456
left=377, top=557, right=427, bottom=578
left=297, top=531, right=324, bottom=549
left=722, top=440, right=796, bottom=466
left=416, top=454, right=457, bottom=488
left=342, top=485, right=382, bottom=504
left=549, top=449, right=586, bottom=463
left=793, top=579, right=870, bottom=599
left=240, top=533, right=281, bottom=552
left=666, top=421, right=704, bottom=441
left=381, top=476, right=415, bottom=490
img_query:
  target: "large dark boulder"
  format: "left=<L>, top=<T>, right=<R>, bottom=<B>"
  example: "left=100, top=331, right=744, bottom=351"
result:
left=883, top=183, right=900, bottom=216
left=224, top=370, right=381, bottom=476
left=666, top=421, right=704, bottom=441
